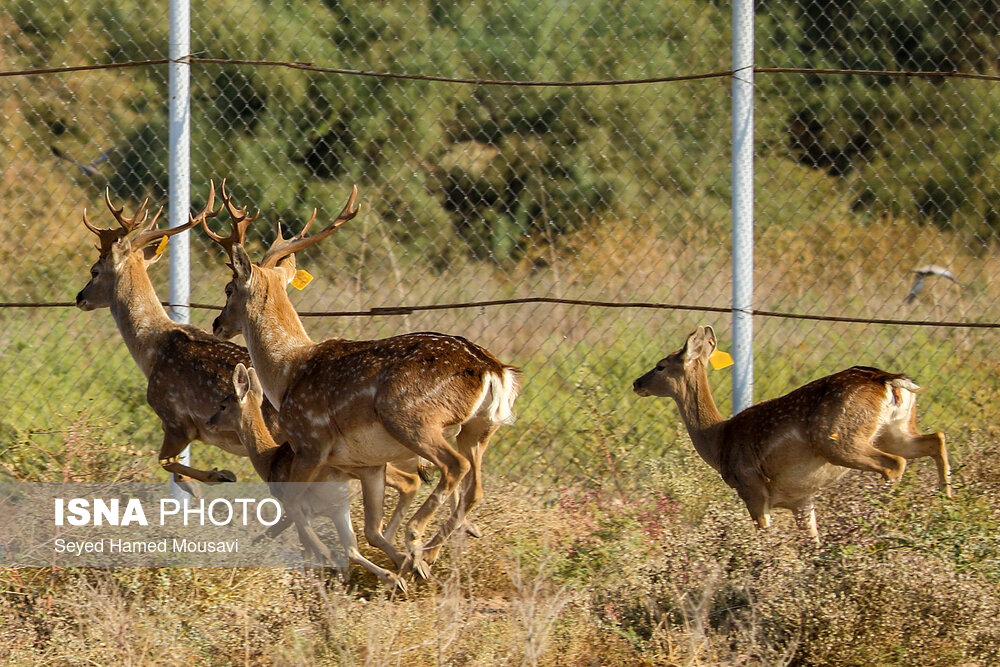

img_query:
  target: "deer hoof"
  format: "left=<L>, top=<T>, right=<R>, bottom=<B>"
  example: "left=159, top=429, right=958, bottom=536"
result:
left=386, top=574, right=408, bottom=595
left=210, top=468, right=237, bottom=483
left=463, top=522, right=483, bottom=539
left=401, top=553, right=431, bottom=580
left=423, top=545, right=443, bottom=564
left=171, top=475, right=204, bottom=498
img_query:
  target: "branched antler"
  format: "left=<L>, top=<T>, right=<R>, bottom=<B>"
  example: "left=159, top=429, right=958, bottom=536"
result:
left=83, top=184, right=217, bottom=256
left=203, top=179, right=259, bottom=260
left=129, top=180, right=218, bottom=251
left=259, top=185, right=360, bottom=268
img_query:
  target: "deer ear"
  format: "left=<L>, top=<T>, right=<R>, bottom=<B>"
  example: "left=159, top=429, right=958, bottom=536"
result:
left=142, top=244, right=164, bottom=265
left=232, top=245, right=253, bottom=283
left=110, top=236, right=132, bottom=268
left=247, top=367, right=265, bottom=406
left=683, top=326, right=718, bottom=365
left=233, top=363, right=250, bottom=403
left=702, top=325, right=718, bottom=353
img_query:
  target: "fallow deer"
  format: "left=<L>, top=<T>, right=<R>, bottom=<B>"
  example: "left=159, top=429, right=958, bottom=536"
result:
left=209, top=363, right=405, bottom=591
left=632, top=325, right=951, bottom=542
left=203, top=181, right=519, bottom=577
left=75, top=188, right=424, bottom=528
left=76, top=185, right=274, bottom=486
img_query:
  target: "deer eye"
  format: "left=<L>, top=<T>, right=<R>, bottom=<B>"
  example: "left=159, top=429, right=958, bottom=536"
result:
left=225, top=285, right=234, bottom=297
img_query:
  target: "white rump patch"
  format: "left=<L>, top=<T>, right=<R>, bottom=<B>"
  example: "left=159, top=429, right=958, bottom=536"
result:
left=881, top=379, right=918, bottom=425
left=472, top=368, right=519, bottom=425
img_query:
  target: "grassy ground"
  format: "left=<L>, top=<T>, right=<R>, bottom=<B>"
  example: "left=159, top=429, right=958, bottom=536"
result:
left=3, top=122, right=1000, bottom=666
left=1, top=437, right=998, bottom=665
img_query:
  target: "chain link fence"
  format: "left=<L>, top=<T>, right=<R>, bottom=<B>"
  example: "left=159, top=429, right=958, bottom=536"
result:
left=1, top=0, right=998, bottom=488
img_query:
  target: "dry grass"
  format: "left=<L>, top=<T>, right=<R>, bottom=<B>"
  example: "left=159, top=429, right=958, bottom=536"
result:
left=2, top=432, right=999, bottom=666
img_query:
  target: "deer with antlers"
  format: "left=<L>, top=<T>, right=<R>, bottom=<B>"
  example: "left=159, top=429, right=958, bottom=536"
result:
left=203, top=181, right=519, bottom=577
left=75, top=185, right=270, bottom=486
left=75, top=187, right=426, bottom=532
left=632, top=325, right=951, bottom=542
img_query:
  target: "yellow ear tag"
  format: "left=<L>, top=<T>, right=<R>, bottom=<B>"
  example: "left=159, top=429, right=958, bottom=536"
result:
left=154, top=236, right=169, bottom=256
left=291, top=269, right=314, bottom=290
left=709, top=349, right=734, bottom=370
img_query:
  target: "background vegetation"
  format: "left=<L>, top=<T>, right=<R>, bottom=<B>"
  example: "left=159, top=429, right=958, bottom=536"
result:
left=2, top=0, right=999, bottom=663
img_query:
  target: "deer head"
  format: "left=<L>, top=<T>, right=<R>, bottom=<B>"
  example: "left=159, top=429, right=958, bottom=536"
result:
left=207, top=363, right=264, bottom=432
left=76, top=185, right=218, bottom=310
left=204, top=182, right=359, bottom=340
left=632, top=325, right=717, bottom=399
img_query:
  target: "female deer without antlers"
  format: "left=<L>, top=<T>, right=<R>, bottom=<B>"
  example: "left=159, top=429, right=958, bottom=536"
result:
left=208, top=363, right=406, bottom=591
left=203, top=181, right=519, bottom=578
left=632, top=325, right=951, bottom=542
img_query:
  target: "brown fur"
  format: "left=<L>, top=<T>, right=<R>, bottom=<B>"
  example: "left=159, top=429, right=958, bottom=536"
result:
left=75, top=192, right=280, bottom=486
left=208, top=365, right=406, bottom=591
left=633, top=325, right=951, bottom=542
left=205, top=183, right=519, bottom=577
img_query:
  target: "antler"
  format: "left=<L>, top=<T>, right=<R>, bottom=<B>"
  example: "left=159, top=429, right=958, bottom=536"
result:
left=82, top=189, right=158, bottom=256
left=129, top=180, right=219, bottom=251
left=259, top=185, right=360, bottom=268
left=202, top=179, right=259, bottom=260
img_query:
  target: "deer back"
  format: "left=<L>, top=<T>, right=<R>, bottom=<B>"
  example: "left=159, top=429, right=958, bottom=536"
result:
left=278, top=332, right=517, bottom=452
left=717, top=366, right=917, bottom=489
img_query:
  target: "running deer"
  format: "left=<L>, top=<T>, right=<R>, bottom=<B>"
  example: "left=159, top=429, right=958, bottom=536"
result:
left=632, top=325, right=951, bottom=542
left=75, top=185, right=276, bottom=486
left=75, top=188, right=425, bottom=525
left=208, top=363, right=406, bottom=591
left=202, top=181, right=519, bottom=577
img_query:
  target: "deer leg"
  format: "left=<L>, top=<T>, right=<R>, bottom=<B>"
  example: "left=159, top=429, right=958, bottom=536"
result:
left=324, top=484, right=406, bottom=593
left=423, top=420, right=497, bottom=564
left=382, top=463, right=422, bottom=544
left=354, top=466, right=418, bottom=577
left=792, top=502, right=820, bottom=544
left=390, top=428, right=470, bottom=577
left=876, top=430, right=951, bottom=498
left=157, top=428, right=236, bottom=485
left=252, top=514, right=293, bottom=544
left=289, top=508, right=347, bottom=580
left=279, top=444, right=327, bottom=511
left=448, top=483, right=482, bottom=538
left=735, top=485, right=771, bottom=531
left=824, top=437, right=907, bottom=483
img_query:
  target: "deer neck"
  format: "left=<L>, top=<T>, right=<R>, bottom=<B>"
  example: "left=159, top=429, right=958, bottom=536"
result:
left=673, top=366, right=727, bottom=472
left=242, top=283, right=314, bottom=409
left=238, top=406, right=284, bottom=482
left=110, top=262, right=175, bottom=378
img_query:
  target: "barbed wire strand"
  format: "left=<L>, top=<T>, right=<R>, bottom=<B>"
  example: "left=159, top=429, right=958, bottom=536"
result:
left=3, top=57, right=1000, bottom=84
left=2, top=299, right=997, bottom=329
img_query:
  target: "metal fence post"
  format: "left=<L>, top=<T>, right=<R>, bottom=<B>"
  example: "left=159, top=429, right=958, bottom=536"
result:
left=168, top=0, right=192, bottom=499
left=731, top=0, right=754, bottom=413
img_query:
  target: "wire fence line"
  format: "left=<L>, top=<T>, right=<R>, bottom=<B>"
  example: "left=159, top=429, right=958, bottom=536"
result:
left=6, top=57, right=1000, bottom=84
left=2, top=0, right=999, bottom=486
left=4, top=299, right=1000, bottom=331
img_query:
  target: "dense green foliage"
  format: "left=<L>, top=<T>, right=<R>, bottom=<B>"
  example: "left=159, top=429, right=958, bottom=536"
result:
left=9, top=0, right=999, bottom=267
